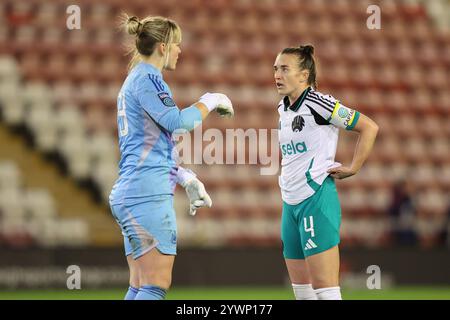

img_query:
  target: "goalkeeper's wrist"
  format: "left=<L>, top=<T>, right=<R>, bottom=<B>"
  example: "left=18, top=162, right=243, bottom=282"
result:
left=198, top=101, right=216, bottom=113
left=177, top=167, right=197, bottom=188
left=193, top=102, right=210, bottom=119
left=198, top=93, right=219, bottom=112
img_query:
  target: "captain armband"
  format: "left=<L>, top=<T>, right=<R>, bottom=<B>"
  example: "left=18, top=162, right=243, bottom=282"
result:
left=328, top=101, right=360, bottom=130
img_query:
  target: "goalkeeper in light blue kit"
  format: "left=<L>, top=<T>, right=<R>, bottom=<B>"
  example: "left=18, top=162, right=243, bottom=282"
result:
left=109, top=15, right=234, bottom=300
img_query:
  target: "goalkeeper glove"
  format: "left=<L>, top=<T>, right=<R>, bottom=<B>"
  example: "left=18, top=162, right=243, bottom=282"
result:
left=184, top=178, right=212, bottom=216
left=199, top=92, right=234, bottom=118
left=177, top=167, right=212, bottom=216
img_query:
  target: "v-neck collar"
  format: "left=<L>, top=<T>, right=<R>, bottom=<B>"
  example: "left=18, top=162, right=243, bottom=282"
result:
left=283, top=87, right=311, bottom=112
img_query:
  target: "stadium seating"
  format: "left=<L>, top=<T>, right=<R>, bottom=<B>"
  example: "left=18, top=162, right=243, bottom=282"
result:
left=0, top=161, right=89, bottom=247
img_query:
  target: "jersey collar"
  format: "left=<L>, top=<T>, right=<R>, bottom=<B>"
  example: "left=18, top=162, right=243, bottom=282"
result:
left=138, top=61, right=163, bottom=77
left=283, top=86, right=311, bottom=112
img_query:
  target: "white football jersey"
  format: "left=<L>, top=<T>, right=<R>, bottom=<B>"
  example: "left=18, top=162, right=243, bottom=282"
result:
left=278, top=87, right=360, bottom=205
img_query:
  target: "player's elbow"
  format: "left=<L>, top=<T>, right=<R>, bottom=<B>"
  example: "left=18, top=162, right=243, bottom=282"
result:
left=165, top=118, right=198, bottom=133
left=369, top=119, right=379, bottom=137
left=363, top=121, right=378, bottom=141
left=159, top=108, right=202, bottom=132
left=179, top=118, right=199, bottom=131
left=355, top=114, right=379, bottom=138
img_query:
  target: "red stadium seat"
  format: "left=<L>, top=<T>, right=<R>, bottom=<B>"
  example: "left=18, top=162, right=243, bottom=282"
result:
left=427, top=66, right=448, bottom=90
left=365, top=40, right=390, bottom=65
left=392, top=39, right=415, bottom=68
left=408, top=89, right=434, bottom=113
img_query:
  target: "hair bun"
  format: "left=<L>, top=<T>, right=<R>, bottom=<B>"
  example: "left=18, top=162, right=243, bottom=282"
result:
left=299, top=44, right=314, bottom=56
left=126, top=16, right=143, bottom=36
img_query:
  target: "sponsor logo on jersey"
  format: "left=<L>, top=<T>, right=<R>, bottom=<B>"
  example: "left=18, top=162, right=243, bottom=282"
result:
left=280, top=140, right=307, bottom=156
left=291, top=115, right=305, bottom=132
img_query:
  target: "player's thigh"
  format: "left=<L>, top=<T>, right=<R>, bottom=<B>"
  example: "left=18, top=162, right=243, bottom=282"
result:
left=130, top=198, right=177, bottom=289
left=299, top=178, right=341, bottom=258
left=305, top=245, right=340, bottom=289
left=111, top=204, right=139, bottom=275
left=285, top=259, right=311, bottom=284
left=281, top=201, right=305, bottom=259
left=120, top=197, right=177, bottom=260
left=136, top=248, right=175, bottom=289
left=300, top=176, right=341, bottom=288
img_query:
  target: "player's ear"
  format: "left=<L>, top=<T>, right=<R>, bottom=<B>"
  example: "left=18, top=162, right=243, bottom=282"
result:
left=157, top=42, right=166, bottom=56
left=299, top=69, right=309, bottom=83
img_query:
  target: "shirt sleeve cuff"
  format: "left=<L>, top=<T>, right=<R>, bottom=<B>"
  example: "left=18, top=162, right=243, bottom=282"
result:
left=177, top=166, right=197, bottom=188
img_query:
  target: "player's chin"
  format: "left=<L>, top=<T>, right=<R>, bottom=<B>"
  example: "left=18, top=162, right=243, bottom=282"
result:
left=276, top=87, right=286, bottom=95
left=166, top=63, right=177, bottom=71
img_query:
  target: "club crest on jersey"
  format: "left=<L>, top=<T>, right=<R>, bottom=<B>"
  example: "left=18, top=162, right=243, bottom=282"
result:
left=291, top=115, right=305, bottom=132
left=158, top=92, right=176, bottom=107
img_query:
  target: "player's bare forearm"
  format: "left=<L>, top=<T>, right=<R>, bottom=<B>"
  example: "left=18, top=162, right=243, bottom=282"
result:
left=328, top=113, right=378, bottom=179
left=349, top=113, right=378, bottom=173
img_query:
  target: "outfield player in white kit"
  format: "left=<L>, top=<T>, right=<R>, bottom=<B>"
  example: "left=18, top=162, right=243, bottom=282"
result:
left=274, top=45, right=379, bottom=300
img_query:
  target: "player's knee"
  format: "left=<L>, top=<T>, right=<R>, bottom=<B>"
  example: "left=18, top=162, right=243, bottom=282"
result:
left=309, top=268, right=338, bottom=289
left=293, top=274, right=312, bottom=285
left=155, top=272, right=172, bottom=290
left=311, top=277, right=339, bottom=289
left=286, top=267, right=312, bottom=284
left=139, top=271, right=172, bottom=290
left=143, top=278, right=172, bottom=290
left=162, top=276, right=172, bottom=290
left=127, top=264, right=140, bottom=288
left=130, top=272, right=140, bottom=288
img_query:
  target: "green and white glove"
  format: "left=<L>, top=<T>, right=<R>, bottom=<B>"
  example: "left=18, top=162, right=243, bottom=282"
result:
left=177, top=167, right=212, bottom=216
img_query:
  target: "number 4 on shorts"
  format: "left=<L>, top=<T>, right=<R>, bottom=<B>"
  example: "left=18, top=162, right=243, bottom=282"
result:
left=304, top=216, right=315, bottom=237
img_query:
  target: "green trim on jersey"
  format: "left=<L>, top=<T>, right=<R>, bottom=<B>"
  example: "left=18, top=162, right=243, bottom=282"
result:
left=283, top=87, right=312, bottom=112
left=305, top=158, right=320, bottom=192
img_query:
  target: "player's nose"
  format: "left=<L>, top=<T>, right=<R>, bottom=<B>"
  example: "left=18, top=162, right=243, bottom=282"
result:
left=274, top=70, right=281, bottom=79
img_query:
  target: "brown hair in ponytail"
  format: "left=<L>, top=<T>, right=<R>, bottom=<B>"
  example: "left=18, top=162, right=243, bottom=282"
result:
left=281, top=44, right=317, bottom=89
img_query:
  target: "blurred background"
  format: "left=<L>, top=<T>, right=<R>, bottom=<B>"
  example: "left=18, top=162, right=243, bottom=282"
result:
left=0, top=0, right=448, bottom=299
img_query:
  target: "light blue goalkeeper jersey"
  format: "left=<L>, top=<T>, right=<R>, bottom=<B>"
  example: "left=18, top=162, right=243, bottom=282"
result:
left=109, top=62, right=202, bottom=205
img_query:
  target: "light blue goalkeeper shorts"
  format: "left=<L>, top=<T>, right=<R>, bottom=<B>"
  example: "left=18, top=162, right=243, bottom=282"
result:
left=109, top=196, right=177, bottom=259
